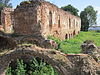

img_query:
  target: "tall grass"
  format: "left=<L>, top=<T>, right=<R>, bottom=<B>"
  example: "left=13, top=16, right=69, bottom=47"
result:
left=48, top=31, right=100, bottom=54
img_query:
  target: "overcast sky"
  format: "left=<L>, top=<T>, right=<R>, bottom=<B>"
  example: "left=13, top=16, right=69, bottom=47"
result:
left=10, top=0, right=100, bottom=25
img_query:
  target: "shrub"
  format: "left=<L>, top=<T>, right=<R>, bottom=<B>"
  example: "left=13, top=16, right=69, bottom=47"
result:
left=6, top=58, right=59, bottom=75
left=96, top=30, right=100, bottom=33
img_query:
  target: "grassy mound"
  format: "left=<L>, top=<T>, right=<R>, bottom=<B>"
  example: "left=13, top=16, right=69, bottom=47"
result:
left=48, top=31, right=100, bottom=54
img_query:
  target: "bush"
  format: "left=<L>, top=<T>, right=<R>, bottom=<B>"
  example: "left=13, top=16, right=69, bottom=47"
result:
left=96, top=30, right=100, bottom=33
left=6, top=58, right=59, bottom=75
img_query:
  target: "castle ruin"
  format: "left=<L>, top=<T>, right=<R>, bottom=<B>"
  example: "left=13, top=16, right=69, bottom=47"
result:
left=0, top=0, right=81, bottom=40
left=1, top=1, right=100, bottom=75
left=1, top=8, right=14, bottom=33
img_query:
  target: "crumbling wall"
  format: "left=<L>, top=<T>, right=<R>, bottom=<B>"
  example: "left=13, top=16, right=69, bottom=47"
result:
left=13, top=0, right=81, bottom=40
left=38, top=1, right=81, bottom=40
left=0, top=25, right=3, bottom=31
left=13, top=1, right=40, bottom=35
left=1, top=8, right=13, bottom=33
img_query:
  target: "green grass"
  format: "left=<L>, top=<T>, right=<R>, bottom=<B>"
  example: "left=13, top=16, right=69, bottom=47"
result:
left=48, top=31, right=100, bottom=54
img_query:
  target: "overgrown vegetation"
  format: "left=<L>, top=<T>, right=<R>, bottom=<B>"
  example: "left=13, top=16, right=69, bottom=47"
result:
left=6, top=58, right=59, bottom=75
left=48, top=31, right=100, bottom=54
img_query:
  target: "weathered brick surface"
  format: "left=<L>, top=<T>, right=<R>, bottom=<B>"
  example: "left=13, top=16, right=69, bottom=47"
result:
left=12, top=0, right=81, bottom=40
left=0, top=0, right=81, bottom=40
left=1, top=8, right=14, bottom=33
left=0, top=25, right=3, bottom=31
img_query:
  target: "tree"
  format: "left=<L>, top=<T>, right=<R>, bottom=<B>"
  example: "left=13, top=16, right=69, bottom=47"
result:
left=0, top=0, right=12, bottom=7
left=61, top=4, right=79, bottom=16
left=0, top=0, right=12, bottom=24
left=80, top=6, right=97, bottom=31
left=80, top=11, right=89, bottom=31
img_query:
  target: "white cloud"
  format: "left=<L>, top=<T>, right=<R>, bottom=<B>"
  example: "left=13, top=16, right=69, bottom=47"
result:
left=97, top=17, right=100, bottom=25
left=94, top=6, right=100, bottom=15
left=93, top=6, right=100, bottom=25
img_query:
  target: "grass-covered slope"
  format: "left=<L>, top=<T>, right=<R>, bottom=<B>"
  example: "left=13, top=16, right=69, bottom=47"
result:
left=48, top=31, right=100, bottom=54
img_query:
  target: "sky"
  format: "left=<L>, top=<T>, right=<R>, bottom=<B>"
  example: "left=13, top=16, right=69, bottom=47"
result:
left=10, top=0, right=100, bottom=25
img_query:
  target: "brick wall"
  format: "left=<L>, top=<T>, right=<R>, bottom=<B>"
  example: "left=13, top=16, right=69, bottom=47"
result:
left=1, top=0, right=81, bottom=40
left=1, top=8, right=14, bottom=33
left=0, top=25, right=3, bottom=31
left=37, top=1, right=81, bottom=40
left=13, top=0, right=81, bottom=40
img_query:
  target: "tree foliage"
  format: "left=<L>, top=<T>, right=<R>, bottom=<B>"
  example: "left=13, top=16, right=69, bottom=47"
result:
left=80, top=6, right=97, bottom=31
left=80, top=11, right=89, bottom=31
left=0, top=0, right=12, bottom=8
left=61, top=4, right=79, bottom=16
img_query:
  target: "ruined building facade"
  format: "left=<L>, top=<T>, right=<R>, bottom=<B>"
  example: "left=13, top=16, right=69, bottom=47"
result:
left=1, top=8, right=14, bottom=33
left=1, top=0, right=81, bottom=40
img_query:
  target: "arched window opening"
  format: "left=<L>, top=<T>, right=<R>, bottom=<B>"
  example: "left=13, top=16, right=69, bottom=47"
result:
left=58, top=16, right=60, bottom=28
left=76, top=21, right=78, bottom=27
left=69, top=34, right=71, bottom=38
left=49, top=11, right=52, bottom=29
left=71, top=34, right=73, bottom=37
left=65, top=34, right=68, bottom=39
left=69, top=18, right=71, bottom=28
left=74, top=19, right=75, bottom=28
left=73, top=30, right=75, bottom=36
